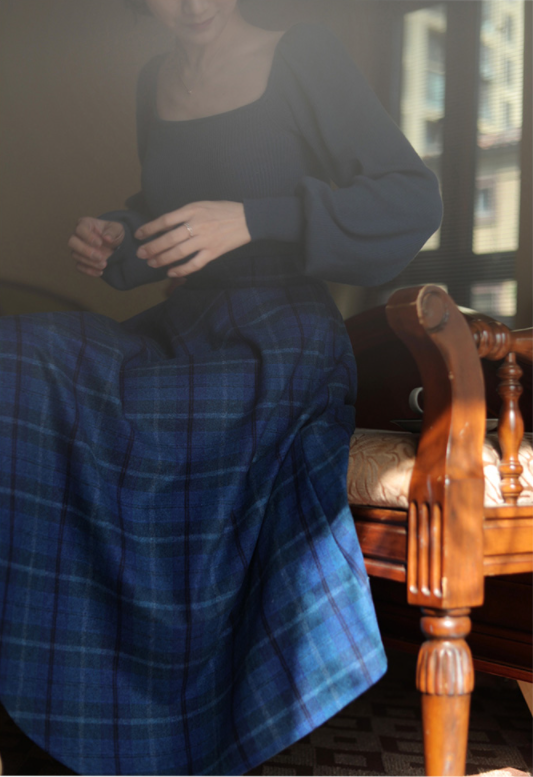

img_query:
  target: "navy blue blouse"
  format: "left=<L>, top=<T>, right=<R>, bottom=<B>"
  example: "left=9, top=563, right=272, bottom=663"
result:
left=102, top=23, right=442, bottom=291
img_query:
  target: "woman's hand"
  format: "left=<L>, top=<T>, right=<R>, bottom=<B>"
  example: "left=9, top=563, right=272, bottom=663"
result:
left=134, top=201, right=252, bottom=278
left=68, top=217, right=125, bottom=277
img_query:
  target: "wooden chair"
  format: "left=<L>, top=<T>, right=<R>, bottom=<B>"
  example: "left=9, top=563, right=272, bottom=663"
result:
left=344, top=285, right=532, bottom=776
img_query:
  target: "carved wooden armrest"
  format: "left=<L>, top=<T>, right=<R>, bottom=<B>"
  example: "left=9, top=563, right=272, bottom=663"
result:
left=385, top=286, right=532, bottom=605
left=386, top=286, right=487, bottom=610
left=383, top=286, right=488, bottom=777
left=347, top=287, right=531, bottom=776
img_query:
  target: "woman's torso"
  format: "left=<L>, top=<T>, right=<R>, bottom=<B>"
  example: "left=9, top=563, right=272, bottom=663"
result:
left=138, top=25, right=330, bottom=287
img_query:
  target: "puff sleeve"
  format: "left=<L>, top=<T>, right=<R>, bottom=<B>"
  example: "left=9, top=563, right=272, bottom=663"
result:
left=243, top=24, right=443, bottom=287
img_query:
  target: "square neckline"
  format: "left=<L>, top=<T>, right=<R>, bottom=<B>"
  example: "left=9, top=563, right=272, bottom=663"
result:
left=153, top=26, right=292, bottom=125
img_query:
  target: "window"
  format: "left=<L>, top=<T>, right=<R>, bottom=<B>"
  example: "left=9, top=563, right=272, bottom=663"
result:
left=503, top=15, right=514, bottom=42
left=471, top=280, right=517, bottom=324
left=482, top=1, right=494, bottom=31
left=475, top=180, right=496, bottom=224
left=428, top=29, right=446, bottom=68
left=479, top=80, right=493, bottom=121
left=475, top=0, right=524, bottom=256
left=504, top=58, right=514, bottom=85
left=504, top=101, right=513, bottom=127
left=426, top=28, right=446, bottom=110
left=425, top=119, right=443, bottom=154
left=373, top=0, right=528, bottom=325
left=426, top=71, right=445, bottom=109
left=480, top=44, right=494, bottom=79
left=400, top=5, right=447, bottom=251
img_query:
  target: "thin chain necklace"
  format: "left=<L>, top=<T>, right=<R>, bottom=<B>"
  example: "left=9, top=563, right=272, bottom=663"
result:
left=177, top=69, right=196, bottom=95
left=172, top=51, right=201, bottom=96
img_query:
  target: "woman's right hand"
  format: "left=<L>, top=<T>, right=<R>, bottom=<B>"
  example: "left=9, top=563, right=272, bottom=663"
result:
left=68, top=217, right=125, bottom=277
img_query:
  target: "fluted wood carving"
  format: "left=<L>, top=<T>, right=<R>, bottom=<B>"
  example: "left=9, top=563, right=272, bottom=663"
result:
left=408, top=501, right=443, bottom=599
left=416, top=609, right=474, bottom=776
left=417, top=612, right=474, bottom=696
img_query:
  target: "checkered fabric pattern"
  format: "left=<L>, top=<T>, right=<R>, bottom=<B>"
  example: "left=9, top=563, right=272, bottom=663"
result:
left=0, top=275, right=386, bottom=775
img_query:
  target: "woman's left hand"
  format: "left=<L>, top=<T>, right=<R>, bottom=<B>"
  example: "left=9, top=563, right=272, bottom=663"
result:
left=134, top=201, right=252, bottom=278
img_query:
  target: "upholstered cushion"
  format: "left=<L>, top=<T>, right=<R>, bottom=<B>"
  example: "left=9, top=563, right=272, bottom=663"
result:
left=347, top=430, right=533, bottom=509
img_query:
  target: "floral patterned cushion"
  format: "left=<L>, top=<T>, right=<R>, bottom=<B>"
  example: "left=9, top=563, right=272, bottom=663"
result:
left=347, top=430, right=533, bottom=509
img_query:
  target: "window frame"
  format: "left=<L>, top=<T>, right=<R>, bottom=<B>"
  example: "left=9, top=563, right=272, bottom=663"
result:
left=364, top=0, right=529, bottom=320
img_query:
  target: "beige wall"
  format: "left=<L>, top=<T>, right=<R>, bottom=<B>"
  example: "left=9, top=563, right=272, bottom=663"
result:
left=1, top=0, right=173, bottom=320
left=0, top=0, right=374, bottom=321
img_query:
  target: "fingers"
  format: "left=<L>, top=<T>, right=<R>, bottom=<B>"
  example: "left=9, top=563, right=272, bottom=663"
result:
left=70, top=217, right=124, bottom=249
left=136, top=225, right=197, bottom=266
left=134, top=201, right=250, bottom=280
left=134, top=206, right=191, bottom=241
left=69, top=218, right=125, bottom=279
left=73, top=252, right=105, bottom=277
left=133, top=219, right=210, bottom=276
left=71, top=246, right=111, bottom=269
left=68, top=235, right=110, bottom=268
left=74, top=217, right=108, bottom=246
left=101, top=221, right=125, bottom=248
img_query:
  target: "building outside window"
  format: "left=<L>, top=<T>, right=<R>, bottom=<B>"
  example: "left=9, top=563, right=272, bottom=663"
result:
left=475, top=179, right=496, bottom=224
left=393, top=0, right=526, bottom=325
left=475, top=0, right=523, bottom=259
left=426, top=28, right=446, bottom=110
left=481, top=43, right=494, bottom=79
left=503, top=14, right=514, bottom=42
left=479, top=80, right=493, bottom=121
left=504, top=101, right=513, bottom=127
left=400, top=4, right=447, bottom=251
left=504, top=58, right=514, bottom=85
left=425, top=119, right=443, bottom=154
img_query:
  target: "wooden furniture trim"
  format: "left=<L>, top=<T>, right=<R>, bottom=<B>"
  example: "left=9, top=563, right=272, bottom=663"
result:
left=466, top=313, right=532, bottom=505
left=386, top=286, right=486, bottom=610
left=351, top=506, right=407, bottom=582
left=380, top=638, right=532, bottom=684
left=346, top=286, right=532, bottom=776
left=485, top=505, right=533, bottom=519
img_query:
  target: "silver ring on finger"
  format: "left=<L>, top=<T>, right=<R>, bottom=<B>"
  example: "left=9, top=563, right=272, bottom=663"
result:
left=184, top=221, right=194, bottom=239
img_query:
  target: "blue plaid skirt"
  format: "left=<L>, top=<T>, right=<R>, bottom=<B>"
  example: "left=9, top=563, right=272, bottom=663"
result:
left=0, top=275, right=386, bottom=775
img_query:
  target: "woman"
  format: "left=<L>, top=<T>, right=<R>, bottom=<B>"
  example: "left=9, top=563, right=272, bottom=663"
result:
left=0, top=1, right=442, bottom=774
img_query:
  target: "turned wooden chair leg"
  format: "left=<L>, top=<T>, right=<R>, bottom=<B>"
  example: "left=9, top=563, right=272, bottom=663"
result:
left=416, top=609, right=474, bottom=776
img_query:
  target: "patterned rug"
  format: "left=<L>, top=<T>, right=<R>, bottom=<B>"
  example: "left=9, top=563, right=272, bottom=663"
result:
left=248, top=651, right=532, bottom=777
left=0, top=650, right=530, bottom=775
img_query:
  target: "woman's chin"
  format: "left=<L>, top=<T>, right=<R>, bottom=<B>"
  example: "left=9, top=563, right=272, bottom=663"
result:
left=184, top=16, right=216, bottom=34
left=176, top=14, right=226, bottom=43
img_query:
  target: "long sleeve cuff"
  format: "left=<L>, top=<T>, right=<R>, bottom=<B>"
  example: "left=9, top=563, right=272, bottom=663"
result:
left=243, top=196, right=305, bottom=243
left=100, top=209, right=168, bottom=290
